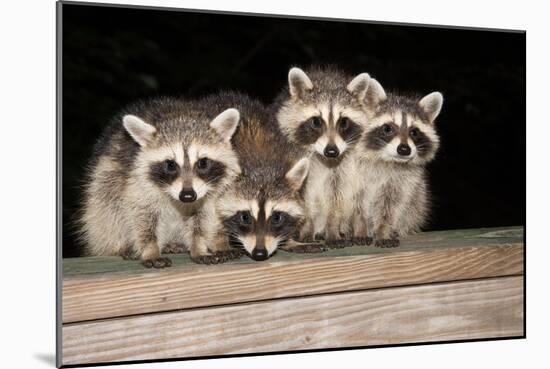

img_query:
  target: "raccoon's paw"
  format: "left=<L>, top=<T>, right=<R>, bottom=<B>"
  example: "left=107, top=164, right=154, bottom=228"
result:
left=352, top=237, right=373, bottom=246
left=215, top=249, right=245, bottom=262
left=142, top=257, right=173, bottom=268
left=163, top=243, right=186, bottom=254
left=325, top=239, right=350, bottom=249
left=190, top=254, right=218, bottom=265
left=283, top=243, right=328, bottom=253
left=374, top=238, right=400, bottom=248
left=191, top=249, right=245, bottom=265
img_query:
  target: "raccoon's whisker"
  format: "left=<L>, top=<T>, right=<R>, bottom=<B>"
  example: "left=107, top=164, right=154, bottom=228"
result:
left=223, top=231, right=241, bottom=238
left=194, top=176, right=224, bottom=197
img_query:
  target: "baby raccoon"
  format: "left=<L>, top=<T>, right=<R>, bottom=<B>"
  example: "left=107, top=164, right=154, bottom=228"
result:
left=210, top=92, right=311, bottom=261
left=352, top=78, right=443, bottom=247
left=274, top=66, right=372, bottom=247
left=79, top=97, right=241, bottom=267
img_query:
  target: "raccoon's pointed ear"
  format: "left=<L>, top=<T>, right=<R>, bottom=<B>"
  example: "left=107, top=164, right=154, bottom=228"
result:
left=288, top=67, right=313, bottom=99
left=123, top=114, right=157, bottom=147
left=418, top=92, right=444, bottom=124
left=347, top=73, right=371, bottom=102
left=210, top=108, right=240, bottom=142
left=285, top=157, right=310, bottom=191
left=365, top=78, right=387, bottom=108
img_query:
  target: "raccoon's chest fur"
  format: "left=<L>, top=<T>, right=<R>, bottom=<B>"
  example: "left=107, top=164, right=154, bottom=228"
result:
left=304, top=155, right=358, bottom=239
left=156, top=199, right=195, bottom=250
left=359, top=160, right=428, bottom=237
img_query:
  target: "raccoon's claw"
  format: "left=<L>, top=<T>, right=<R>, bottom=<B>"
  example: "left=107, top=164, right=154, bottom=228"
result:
left=374, top=239, right=400, bottom=248
left=325, top=239, right=350, bottom=249
left=163, top=243, right=186, bottom=254
left=283, top=243, right=328, bottom=253
left=352, top=237, right=373, bottom=246
left=142, top=257, right=173, bottom=268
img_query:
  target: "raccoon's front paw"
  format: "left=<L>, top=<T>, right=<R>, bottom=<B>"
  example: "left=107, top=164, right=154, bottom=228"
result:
left=163, top=243, right=186, bottom=254
left=283, top=243, right=328, bottom=253
left=190, top=254, right=219, bottom=265
left=352, top=237, right=373, bottom=246
left=325, top=239, right=350, bottom=249
left=374, top=238, right=400, bottom=248
left=215, top=249, right=245, bottom=262
left=191, top=250, right=242, bottom=265
left=142, top=257, right=173, bottom=268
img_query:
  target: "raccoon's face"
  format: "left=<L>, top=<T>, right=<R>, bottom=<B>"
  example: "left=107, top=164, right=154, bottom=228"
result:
left=123, top=108, right=241, bottom=206
left=361, top=79, right=443, bottom=165
left=218, top=158, right=309, bottom=261
left=276, top=67, right=372, bottom=162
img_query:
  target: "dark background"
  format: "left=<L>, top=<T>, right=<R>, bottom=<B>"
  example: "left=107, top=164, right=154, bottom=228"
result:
left=62, top=3, right=526, bottom=257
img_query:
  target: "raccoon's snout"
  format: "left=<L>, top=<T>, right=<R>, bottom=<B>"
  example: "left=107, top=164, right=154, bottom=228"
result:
left=179, top=188, right=197, bottom=203
left=324, top=144, right=340, bottom=158
left=397, top=144, right=411, bottom=157
left=251, top=248, right=268, bottom=261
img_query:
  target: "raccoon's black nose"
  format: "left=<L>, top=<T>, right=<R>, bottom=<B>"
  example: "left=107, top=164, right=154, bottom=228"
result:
left=179, top=189, right=197, bottom=202
left=397, top=144, right=411, bottom=156
left=251, top=248, right=268, bottom=261
left=324, top=144, right=340, bottom=158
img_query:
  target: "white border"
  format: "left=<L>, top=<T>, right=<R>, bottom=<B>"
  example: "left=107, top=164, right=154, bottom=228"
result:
left=1, top=1, right=546, bottom=368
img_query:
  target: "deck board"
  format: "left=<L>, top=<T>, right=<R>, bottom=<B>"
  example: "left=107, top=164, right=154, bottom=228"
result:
left=62, top=276, right=524, bottom=365
left=62, top=226, right=524, bottom=323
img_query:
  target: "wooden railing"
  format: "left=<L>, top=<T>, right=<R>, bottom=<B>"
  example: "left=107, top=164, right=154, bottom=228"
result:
left=60, top=226, right=524, bottom=366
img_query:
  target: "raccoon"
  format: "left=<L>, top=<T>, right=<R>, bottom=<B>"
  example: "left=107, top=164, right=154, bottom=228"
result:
left=273, top=66, right=372, bottom=247
left=78, top=97, right=242, bottom=267
left=352, top=78, right=443, bottom=247
left=209, top=92, right=311, bottom=261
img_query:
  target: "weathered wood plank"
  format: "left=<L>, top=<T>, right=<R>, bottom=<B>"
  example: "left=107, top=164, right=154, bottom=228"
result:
left=62, top=227, right=524, bottom=323
left=62, top=276, right=524, bottom=365
left=63, top=226, right=524, bottom=275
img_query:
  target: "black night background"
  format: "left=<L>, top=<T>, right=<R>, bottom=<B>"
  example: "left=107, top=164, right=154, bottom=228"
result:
left=62, top=3, right=525, bottom=257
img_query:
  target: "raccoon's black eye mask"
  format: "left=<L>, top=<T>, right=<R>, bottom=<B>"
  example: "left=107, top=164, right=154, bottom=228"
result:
left=149, top=159, right=180, bottom=186
left=337, top=116, right=362, bottom=143
left=365, top=123, right=399, bottom=150
left=295, top=116, right=325, bottom=144
left=223, top=210, right=298, bottom=238
left=193, top=158, right=226, bottom=184
left=408, top=128, right=433, bottom=157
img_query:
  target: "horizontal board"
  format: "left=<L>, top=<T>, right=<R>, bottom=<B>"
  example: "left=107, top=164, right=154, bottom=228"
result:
left=63, top=226, right=524, bottom=275
left=63, top=242, right=523, bottom=323
left=62, top=227, right=524, bottom=323
left=62, top=276, right=524, bottom=365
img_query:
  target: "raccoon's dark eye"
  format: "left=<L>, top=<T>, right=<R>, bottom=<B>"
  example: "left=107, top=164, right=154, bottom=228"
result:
left=196, top=157, right=210, bottom=171
left=164, top=160, right=177, bottom=173
left=339, top=117, right=350, bottom=130
left=382, top=124, right=394, bottom=135
left=239, top=211, right=252, bottom=225
left=409, top=128, right=420, bottom=138
left=270, top=211, right=286, bottom=225
left=309, top=117, right=323, bottom=129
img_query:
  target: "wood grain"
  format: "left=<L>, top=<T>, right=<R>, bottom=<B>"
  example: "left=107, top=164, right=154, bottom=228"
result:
left=62, top=276, right=524, bottom=365
left=63, top=240, right=523, bottom=323
left=63, top=226, right=524, bottom=276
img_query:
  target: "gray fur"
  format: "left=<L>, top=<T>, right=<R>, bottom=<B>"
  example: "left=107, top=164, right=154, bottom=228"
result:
left=352, top=79, right=443, bottom=245
left=213, top=92, right=310, bottom=259
left=272, top=66, right=371, bottom=243
left=78, top=97, right=241, bottom=267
